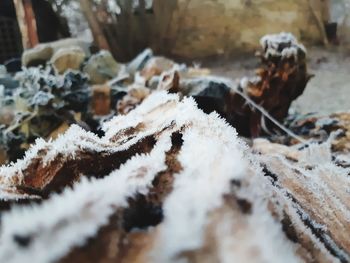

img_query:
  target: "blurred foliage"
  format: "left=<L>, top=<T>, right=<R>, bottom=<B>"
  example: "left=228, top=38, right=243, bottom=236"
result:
left=0, top=66, right=91, bottom=162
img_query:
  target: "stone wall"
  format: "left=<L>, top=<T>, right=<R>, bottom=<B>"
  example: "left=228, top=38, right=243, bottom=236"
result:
left=98, top=0, right=328, bottom=60
left=164, top=0, right=327, bottom=58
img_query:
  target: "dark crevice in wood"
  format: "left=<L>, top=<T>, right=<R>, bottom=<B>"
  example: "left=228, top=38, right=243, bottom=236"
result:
left=122, top=194, right=163, bottom=232
left=281, top=211, right=299, bottom=244
left=283, top=192, right=350, bottom=262
left=17, top=135, right=157, bottom=198
left=58, top=131, right=184, bottom=262
left=262, top=166, right=279, bottom=186
left=263, top=165, right=349, bottom=262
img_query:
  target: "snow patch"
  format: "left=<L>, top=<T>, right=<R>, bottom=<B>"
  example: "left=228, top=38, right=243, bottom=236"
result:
left=260, top=32, right=306, bottom=60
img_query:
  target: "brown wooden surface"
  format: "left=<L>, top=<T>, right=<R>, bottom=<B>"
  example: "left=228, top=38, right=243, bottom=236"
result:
left=13, top=0, right=38, bottom=49
left=79, top=0, right=110, bottom=51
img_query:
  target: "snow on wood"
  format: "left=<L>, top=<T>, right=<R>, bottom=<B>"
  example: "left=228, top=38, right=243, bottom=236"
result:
left=13, top=0, right=39, bottom=49
left=149, top=109, right=299, bottom=263
left=260, top=32, right=306, bottom=59
left=254, top=139, right=350, bottom=262
left=0, top=92, right=348, bottom=262
left=0, top=132, right=172, bottom=263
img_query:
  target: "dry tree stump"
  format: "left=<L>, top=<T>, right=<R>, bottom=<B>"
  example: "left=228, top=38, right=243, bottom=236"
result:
left=0, top=91, right=348, bottom=263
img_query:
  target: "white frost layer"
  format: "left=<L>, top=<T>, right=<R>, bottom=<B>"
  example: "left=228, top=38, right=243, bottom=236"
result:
left=0, top=92, right=178, bottom=190
left=0, top=92, right=233, bottom=263
left=153, top=110, right=244, bottom=262
left=151, top=100, right=300, bottom=262
left=103, top=91, right=179, bottom=139
left=216, top=198, right=301, bottom=263
left=0, top=131, right=173, bottom=263
left=0, top=92, right=320, bottom=263
left=0, top=124, right=152, bottom=187
left=260, top=32, right=306, bottom=59
left=256, top=138, right=350, bottom=262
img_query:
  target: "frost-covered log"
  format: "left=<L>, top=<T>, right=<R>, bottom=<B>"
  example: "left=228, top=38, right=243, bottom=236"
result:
left=0, top=92, right=348, bottom=262
left=232, top=32, right=312, bottom=137
left=187, top=32, right=311, bottom=137
left=254, top=138, right=350, bottom=262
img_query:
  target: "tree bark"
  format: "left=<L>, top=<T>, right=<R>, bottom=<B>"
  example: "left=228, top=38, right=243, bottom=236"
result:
left=79, top=0, right=111, bottom=51
left=13, top=0, right=39, bottom=49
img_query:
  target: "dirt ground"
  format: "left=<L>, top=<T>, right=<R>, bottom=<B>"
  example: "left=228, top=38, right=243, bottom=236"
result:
left=203, top=47, right=350, bottom=116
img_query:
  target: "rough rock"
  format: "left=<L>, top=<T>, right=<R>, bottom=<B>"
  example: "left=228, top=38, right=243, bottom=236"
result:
left=51, top=47, right=86, bottom=74
left=83, top=50, right=121, bottom=84
left=22, top=38, right=91, bottom=67
left=22, top=45, right=53, bottom=67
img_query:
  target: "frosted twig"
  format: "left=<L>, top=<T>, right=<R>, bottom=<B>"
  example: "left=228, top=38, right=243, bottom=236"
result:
left=229, top=80, right=308, bottom=144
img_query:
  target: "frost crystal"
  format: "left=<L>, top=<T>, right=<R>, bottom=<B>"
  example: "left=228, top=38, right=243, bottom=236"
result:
left=0, top=92, right=348, bottom=263
left=260, top=32, right=306, bottom=60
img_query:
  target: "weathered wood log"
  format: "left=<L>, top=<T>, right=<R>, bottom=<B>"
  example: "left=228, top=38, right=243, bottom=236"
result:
left=13, top=0, right=39, bottom=49
left=0, top=92, right=348, bottom=262
left=230, top=33, right=312, bottom=137
left=79, top=0, right=111, bottom=51
left=253, top=138, right=350, bottom=262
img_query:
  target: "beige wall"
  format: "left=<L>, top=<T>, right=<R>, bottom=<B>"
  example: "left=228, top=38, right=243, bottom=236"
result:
left=161, top=0, right=327, bottom=58
left=100, top=0, right=329, bottom=60
left=332, top=0, right=350, bottom=47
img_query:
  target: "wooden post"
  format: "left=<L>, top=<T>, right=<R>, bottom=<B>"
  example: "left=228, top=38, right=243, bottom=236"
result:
left=308, top=0, right=329, bottom=47
left=79, top=0, right=111, bottom=51
left=321, top=0, right=330, bottom=23
left=13, top=0, right=39, bottom=49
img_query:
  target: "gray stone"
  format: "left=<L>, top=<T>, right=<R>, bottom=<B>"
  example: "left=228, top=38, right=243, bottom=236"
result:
left=50, top=46, right=86, bottom=74
left=22, top=45, right=53, bottom=67
left=83, top=50, right=121, bottom=84
left=22, top=38, right=91, bottom=67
